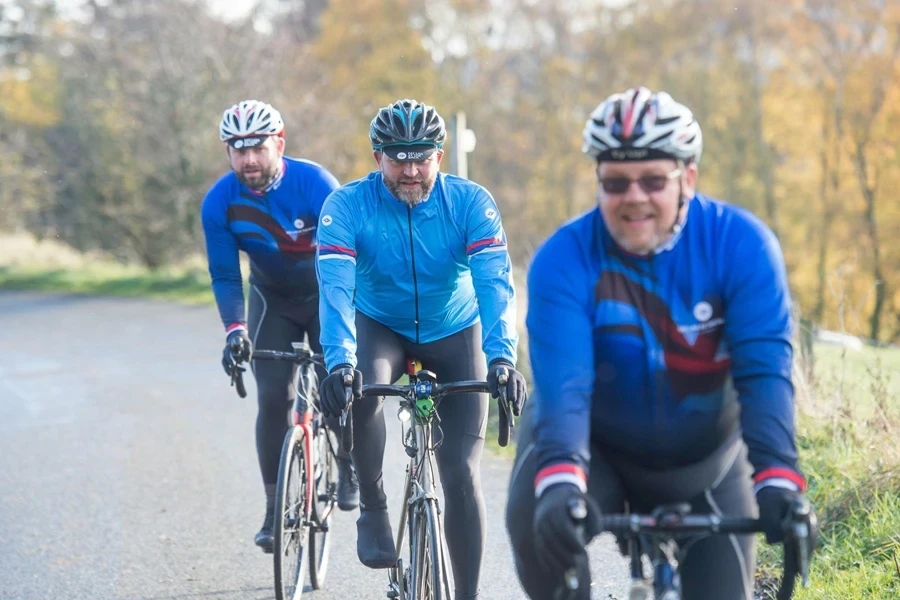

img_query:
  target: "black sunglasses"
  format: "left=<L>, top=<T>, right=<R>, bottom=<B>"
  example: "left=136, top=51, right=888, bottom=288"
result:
left=599, top=168, right=681, bottom=194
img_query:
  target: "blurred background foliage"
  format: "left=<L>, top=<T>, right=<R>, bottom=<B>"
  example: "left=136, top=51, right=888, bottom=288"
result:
left=1, top=0, right=899, bottom=341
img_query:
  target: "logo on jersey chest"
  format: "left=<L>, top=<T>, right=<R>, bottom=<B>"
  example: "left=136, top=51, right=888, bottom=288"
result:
left=677, top=300, right=725, bottom=344
left=283, top=216, right=316, bottom=240
left=693, top=301, right=713, bottom=322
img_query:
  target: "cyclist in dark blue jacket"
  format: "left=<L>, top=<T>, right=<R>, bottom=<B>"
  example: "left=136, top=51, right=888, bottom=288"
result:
left=201, top=100, right=357, bottom=554
left=506, top=87, right=815, bottom=600
left=315, top=99, right=528, bottom=600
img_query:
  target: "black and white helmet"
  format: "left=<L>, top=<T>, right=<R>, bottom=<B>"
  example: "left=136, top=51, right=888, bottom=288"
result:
left=218, top=100, right=284, bottom=149
left=582, top=87, right=702, bottom=165
left=370, top=99, right=446, bottom=150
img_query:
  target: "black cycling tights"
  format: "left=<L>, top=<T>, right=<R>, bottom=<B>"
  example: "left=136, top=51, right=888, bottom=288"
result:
left=352, top=312, right=489, bottom=600
left=506, top=404, right=757, bottom=600
left=248, top=286, right=333, bottom=494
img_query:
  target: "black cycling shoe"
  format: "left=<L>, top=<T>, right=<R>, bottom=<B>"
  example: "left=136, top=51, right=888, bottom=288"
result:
left=255, top=509, right=275, bottom=554
left=337, top=457, right=360, bottom=511
left=357, top=508, right=397, bottom=568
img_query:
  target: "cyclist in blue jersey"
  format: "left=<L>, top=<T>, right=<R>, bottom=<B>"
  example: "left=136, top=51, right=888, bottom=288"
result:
left=505, top=87, right=817, bottom=599
left=201, top=99, right=358, bottom=554
left=314, top=99, right=528, bottom=599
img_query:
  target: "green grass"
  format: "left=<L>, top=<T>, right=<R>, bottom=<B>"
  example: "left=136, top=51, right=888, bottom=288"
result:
left=0, top=262, right=215, bottom=304
left=757, top=343, right=900, bottom=599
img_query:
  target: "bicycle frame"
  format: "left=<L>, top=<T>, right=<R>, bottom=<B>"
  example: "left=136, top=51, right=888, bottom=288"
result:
left=250, top=344, right=330, bottom=523
left=391, top=390, right=449, bottom=596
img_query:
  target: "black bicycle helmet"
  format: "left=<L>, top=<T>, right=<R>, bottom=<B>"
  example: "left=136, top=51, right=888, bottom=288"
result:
left=370, top=99, right=447, bottom=152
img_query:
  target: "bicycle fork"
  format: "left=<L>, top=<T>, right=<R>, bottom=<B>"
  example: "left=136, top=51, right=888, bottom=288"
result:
left=387, top=422, right=450, bottom=599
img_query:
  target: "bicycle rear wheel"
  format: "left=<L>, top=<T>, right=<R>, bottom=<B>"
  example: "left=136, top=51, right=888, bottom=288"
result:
left=409, top=498, right=450, bottom=600
left=308, top=423, right=337, bottom=589
left=274, top=426, right=311, bottom=600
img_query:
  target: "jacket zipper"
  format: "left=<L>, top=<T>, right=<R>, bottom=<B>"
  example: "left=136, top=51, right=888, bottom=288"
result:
left=407, top=206, right=421, bottom=343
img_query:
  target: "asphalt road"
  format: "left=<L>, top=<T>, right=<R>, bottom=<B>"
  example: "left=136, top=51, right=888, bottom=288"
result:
left=0, top=291, right=629, bottom=600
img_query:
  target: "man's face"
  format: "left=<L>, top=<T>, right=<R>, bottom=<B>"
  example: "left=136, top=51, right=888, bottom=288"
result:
left=596, top=159, right=697, bottom=255
left=374, top=149, right=443, bottom=206
left=227, top=135, right=285, bottom=190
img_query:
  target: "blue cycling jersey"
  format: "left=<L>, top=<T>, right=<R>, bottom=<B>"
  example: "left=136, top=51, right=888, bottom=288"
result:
left=527, top=194, right=803, bottom=492
left=201, top=157, right=340, bottom=330
left=315, top=171, right=518, bottom=372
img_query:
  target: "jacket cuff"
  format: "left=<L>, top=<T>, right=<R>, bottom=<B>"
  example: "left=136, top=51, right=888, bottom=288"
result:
left=753, top=467, right=806, bottom=493
left=534, top=462, right=587, bottom=498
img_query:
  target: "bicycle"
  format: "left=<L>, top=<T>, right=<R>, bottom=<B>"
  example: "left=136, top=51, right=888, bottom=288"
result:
left=557, top=498, right=816, bottom=600
left=230, top=341, right=337, bottom=600
left=337, top=363, right=512, bottom=600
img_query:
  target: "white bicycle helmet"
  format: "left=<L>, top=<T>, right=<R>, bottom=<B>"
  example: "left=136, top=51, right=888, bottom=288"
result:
left=219, top=100, right=284, bottom=149
left=582, top=87, right=702, bottom=165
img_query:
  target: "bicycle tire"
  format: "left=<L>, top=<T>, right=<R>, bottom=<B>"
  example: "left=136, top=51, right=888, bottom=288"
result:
left=274, top=426, right=311, bottom=600
left=410, top=499, right=449, bottom=600
left=308, top=425, right=337, bottom=589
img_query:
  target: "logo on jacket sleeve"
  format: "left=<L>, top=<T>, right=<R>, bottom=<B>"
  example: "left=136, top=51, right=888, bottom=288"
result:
left=321, top=215, right=333, bottom=226
left=485, top=208, right=496, bottom=219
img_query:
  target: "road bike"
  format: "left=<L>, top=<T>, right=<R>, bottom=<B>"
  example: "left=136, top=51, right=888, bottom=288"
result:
left=231, top=341, right=337, bottom=600
left=337, top=362, right=512, bottom=600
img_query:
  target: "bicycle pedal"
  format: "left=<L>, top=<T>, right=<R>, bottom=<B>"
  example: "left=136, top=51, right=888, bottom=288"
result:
left=385, top=583, right=400, bottom=599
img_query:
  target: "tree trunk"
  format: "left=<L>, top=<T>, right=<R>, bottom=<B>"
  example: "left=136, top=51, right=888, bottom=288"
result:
left=853, top=141, right=885, bottom=341
left=815, top=92, right=840, bottom=322
left=746, top=5, right=780, bottom=238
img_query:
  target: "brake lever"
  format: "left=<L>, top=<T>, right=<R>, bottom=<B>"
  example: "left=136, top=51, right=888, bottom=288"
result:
left=794, top=520, right=810, bottom=587
left=561, top=497, right=588, bottom=595
left=339, top=370, right=354, bottom=427
left=789, top=499, right=813, bottom=587
left=498, top=371, right=515, bottom=427
left=229, top=362, right=247, bottom=398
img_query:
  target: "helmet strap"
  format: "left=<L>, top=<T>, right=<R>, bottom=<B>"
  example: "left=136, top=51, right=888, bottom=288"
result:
left=671, top=160, right=688, bottom=235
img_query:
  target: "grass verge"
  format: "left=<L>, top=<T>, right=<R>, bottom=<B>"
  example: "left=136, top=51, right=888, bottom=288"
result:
left=757, top=343, right=900, bottom=599
left=0, top=262, right=214, bottom=305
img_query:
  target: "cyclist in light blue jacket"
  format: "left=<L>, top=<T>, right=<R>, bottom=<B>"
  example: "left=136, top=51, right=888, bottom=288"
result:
left=315, top=99, right=527, bottom=600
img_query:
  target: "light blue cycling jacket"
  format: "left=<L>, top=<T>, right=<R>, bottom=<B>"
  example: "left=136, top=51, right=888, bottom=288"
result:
left=316, top=171, right=518, bottom=372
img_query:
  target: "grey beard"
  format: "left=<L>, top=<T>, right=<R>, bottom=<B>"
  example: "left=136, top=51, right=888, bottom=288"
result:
left=385, top=178, right=435, bottom=206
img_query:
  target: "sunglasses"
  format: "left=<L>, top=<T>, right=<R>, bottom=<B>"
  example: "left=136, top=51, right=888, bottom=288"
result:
left=599, top=168, right=681, bottom=194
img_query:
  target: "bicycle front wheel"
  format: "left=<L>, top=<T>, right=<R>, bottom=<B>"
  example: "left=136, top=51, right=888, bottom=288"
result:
left=409, top=498, right=450, bottom=600
left=274, top=426, right=311, bottom=600
left=308, top=424, right=337, bottom=589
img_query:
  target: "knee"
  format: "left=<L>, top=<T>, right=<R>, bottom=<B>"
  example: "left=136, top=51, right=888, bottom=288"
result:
left=256, top=374, right=291, bottom=407
left=257, top=390, right=288, bottom=420
left=440, top=457, right=479, bottom=499
left=349, top=393, right=381, bottom=429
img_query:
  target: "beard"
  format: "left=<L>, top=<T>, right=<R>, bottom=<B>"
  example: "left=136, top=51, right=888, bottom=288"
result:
left=384, top=173, right=437, bottom=206
left=235, top=162, right=279, bottom=190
